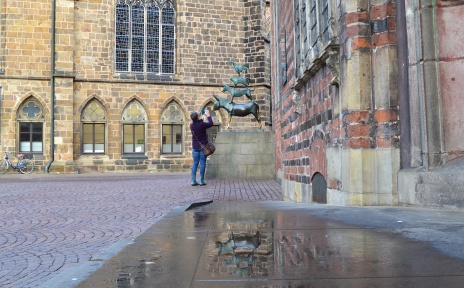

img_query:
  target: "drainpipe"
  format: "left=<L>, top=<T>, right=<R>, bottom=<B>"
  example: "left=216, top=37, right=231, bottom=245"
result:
left=0, top=87, right=2, bottom=138
left=45, top=0, right=56, bottom=173
left=397, top=0, right=411, bottom=169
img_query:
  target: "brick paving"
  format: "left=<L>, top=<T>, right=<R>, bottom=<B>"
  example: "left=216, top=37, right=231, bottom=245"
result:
left=0, top=172, right=283, bottom=288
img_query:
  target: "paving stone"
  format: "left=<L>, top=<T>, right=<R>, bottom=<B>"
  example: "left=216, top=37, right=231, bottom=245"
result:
left=0, top=172, right=282, bottom=288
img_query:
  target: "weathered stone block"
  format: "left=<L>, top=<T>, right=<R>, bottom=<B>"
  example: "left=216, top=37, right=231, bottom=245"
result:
left=206, top=131, right=275, bottom=179
left=344, top=52, right=372, bottom=111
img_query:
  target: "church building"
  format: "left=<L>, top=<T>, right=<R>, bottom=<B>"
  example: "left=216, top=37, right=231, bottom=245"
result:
left=271, top=1, right=464, bottom=209
left=0, top=0, right=271, bottom=173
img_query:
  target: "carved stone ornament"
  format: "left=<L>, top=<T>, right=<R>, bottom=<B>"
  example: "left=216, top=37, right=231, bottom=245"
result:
left=122, top=101, right=146, bottom=122
left=326, top=49, right=340, bottom=87
left=82, top=101, right=106, bottom=121
left=17, top=99, right=44, bottom=120
left=161, top=103, right=184, bottom=123
left=292, top=90, right=302, bottom=115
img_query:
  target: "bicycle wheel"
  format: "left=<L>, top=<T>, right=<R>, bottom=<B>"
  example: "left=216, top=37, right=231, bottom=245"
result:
left=0, top=159, right=8, bottom=174
left=19, top=159, right=34, bottom=174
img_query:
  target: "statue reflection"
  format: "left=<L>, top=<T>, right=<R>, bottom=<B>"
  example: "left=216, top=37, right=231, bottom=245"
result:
left=207, top=222, right=273, bottom=277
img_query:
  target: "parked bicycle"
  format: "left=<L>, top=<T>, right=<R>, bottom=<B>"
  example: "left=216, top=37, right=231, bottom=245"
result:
left=0, top=152, right=34, bottom=174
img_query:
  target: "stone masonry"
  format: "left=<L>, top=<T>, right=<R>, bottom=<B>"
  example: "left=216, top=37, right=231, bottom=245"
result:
left=0, top=0, right=271, bottom=174
left=272, top=1, right=400, bottom=206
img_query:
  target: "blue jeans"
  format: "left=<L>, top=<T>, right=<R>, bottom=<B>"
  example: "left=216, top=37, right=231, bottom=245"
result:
left=191, top=148, right=206, bottom=181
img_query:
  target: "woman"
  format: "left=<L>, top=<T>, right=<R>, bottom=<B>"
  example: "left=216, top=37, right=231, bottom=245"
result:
left=190, top=109, right=213, bottom=186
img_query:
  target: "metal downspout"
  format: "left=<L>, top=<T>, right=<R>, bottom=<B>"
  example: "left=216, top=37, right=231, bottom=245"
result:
left=397, top=0, right=411, bottom=169
left=45, top=0, right=56, bottom=173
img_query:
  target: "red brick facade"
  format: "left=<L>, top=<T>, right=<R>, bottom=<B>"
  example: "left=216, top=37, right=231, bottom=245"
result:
left=272, top=1, right=400, bottom=205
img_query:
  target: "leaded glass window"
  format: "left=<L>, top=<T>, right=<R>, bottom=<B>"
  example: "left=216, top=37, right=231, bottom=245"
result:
left=81, top=100, right=106, bottom=154
left=294, top=0, right=336, bottom=79
left=309, top=0, right=318, bottom=55
left=116, top=0, right=175, bottom=74
left=17, top=98, right=44, bottom=153
left=320, top=0, right=330, bottom=46
left=161, top=3, right=175, bottom=73
left=302, top=1, right=310, bottom=69
left=294, top=0, right=301, bottom=78
left=122, top=100, right=146, bottom=153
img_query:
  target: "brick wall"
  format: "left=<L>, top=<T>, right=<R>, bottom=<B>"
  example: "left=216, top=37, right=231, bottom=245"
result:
left=272, top=0, right=400, bottom=206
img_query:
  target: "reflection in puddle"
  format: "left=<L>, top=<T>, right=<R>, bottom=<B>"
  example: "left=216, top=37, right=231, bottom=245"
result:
left=77, top=204, right=464, bottom=287
left=204, top=216, right=386, bottom=279
left=206, top=223, right=332, bottom=278
left=202, top=212, right=464, bottom=282
left=208, top=222, right=273, bottom=277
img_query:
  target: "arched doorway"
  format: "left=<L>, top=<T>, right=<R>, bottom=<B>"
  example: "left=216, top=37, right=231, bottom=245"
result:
left=312, top=172, right=327, bottom=204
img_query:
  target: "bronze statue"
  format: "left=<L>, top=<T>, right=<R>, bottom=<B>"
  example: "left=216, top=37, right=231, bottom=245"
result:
left=212, top=95, right=262, bottom=129
left=215, top=60, right=261, bottom=129
left=228, top=60, right=249, bottom=75
left=230, top=75, right=250, bottom=87
left=222, top=84, right=253, bottom=102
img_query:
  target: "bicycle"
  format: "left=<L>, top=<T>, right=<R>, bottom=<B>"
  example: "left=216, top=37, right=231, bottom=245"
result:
left=0, top=152, right=34, bottom=174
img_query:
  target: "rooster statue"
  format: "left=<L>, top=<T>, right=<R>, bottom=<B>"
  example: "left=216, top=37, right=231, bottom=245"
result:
left=227, top=60, right=249, bottom=76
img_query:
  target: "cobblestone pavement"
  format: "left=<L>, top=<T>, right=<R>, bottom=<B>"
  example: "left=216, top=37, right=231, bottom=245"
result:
left=0, top=172, right=283, bottom=288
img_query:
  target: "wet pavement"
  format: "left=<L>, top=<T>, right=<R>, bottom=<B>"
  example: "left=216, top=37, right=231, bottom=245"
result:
left=74, top=201, right=464, bottom=288
left=3, top=173, right=464, bottom=287
left=0, top=172, right=281, bottom=288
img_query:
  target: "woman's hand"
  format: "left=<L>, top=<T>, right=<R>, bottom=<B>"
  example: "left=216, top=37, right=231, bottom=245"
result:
left=204, top=109, right=210, bottom=117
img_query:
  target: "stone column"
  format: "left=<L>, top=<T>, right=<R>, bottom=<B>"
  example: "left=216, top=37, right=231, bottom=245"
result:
left=408, top=1, right=443, bottom=168
left=333, top=1, right=399, bottom=205
left=49, top=0, right=76, bottom=173
left=243, top=0, right=272, bottom=130
left=398, top=1, right=464, bottom=209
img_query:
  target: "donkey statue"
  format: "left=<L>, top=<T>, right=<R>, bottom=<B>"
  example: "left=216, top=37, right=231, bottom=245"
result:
left=212, top=95, right=262, bottom=129
left=222, top=84, right=252, bottom=102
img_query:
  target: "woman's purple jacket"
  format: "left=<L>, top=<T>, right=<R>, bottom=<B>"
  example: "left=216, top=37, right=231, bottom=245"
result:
left=190, top=116, right=213, bottom=149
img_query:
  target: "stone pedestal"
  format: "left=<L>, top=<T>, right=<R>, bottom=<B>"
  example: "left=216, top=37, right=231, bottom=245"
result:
left=205, top=130, right=275, bottom=180
left=398, top=159, right=464, bottom=209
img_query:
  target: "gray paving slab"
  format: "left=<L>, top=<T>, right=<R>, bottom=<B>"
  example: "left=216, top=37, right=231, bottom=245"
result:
left=76, top=201, right=464, bottom=288
left=0, top=172, right=282, bottom=288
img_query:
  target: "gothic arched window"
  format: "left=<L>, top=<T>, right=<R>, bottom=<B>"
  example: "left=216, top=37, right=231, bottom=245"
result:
left=116, top=0, right=175, bottom=74
left=160, top=102, right=184, bottom=154
left=201, top=103, right=221, bottom=144
left=81, top=100, right=106, bottom=154
left=122, top=100, right=147, bottom=154
left=17, top=97, right=44, bottom=153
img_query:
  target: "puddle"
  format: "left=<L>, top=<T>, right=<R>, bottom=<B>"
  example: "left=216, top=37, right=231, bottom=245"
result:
left=76, top=202, right=464, bottom=288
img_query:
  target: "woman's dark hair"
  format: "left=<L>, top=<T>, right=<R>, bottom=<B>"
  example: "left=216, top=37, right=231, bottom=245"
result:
left=190, top=111, right=198, bottom=121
